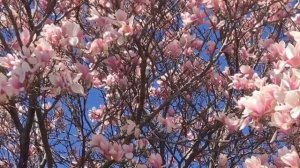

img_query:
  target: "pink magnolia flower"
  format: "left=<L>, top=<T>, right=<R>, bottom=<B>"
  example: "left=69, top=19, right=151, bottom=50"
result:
left=239, top=47, right=256, bottom=60
left=122, top=144, right=134, bottom=159
left=119, top=23, right=134, bottom=36
left=238, top=90, right=275, bottom=119
left=49, top=73, right=64, bottom=94
left=12, top=61, right=31, bottom=84
left=181, top=12, right=194, bottom=26
left=267, top=41, right=285, bottom=60
left=42, top=24, right=63, bottom=45
left=240, top=65, right=255, bottom=78
left=281, top=69, right=300, bottom=90
left=89, top=106, right=104, bottom=122
left=191, top=39, right=203, bottom=50
left=20, top=28, right=30, bottom=46
left=271, top=111, right=294, bottom=132
left=90, top=134, right=110, bottom=155
left=0, top=54, right=17, bottom=69
left=105, top=56, right=123, bottom=72
left=8, top=75, right=23, bottom=93
left=34, top=39, right=54, bottom=66
left=137, top=139, right=147, bottom=149
left=48, top=70, right=84, bottom=95
left=218, top=153, right=228, bottom=168
left=134, top=3, right=148, bottom=14
left=103, top=28, right=121, bottom=43
left=165, top=40, right=182, bottom=58
left=230, top=74, right=256, bottom=90
left=269, top=61, right=286, bottom=85
left=216, top=114, right=242, bottom=132
left=39, top=0, right=48, bottom=9
left=244, top=155, right=268, bottom=168
left=61, top=21, right=82, bottom=46
left=115, top=9, right=127, bottom=21
left=180, top=33, right=194, bottom=47
left=277, top=146, right=300, bottom=168
left=87, top=12, right=112, bottom=27
left=284, top=90, right=300, bottom=119
left=136, top=164, right=147, bottom=168
left=192, top=6, right=206, bottom=25
left=158, top=116, right=177, bottom=133
left=75, top=62, right=92, bottom=82
left=69, top=82, right=85, bottom=96
left=109, top=142, right=124, bottom=161
left=260, top=84, right=284, bottom=102
left=285, top=43, right=300, bottom=68
left=181, top=60, right=193, bottom=72
left=103, top=74, right=119, bottom=87
left=281, top=151, right=300, bottom=167
left=186, top=0, right=203, bottom=8
left=149, top=153, right=163, bottom=168
left=260, top=38, right=274, bottom=49
left=88, top=38, right=107, bottom=55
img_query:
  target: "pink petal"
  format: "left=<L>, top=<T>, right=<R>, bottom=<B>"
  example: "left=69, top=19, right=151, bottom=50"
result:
left=115, top=9, right=127, bottom=21
left=21, top=28, right=30, bottom=45
left=289, top=31, right=300, bottom=42
left=70, top=83, right=84, bottom=95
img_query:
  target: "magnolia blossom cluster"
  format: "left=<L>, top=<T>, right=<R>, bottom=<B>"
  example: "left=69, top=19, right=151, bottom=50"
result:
left=0, top=0, right=299, bottom=167
left=216, top=31, right=300, bottom=166
left=239, top=37, right=300, bottom=132
left=91, top=134, right=163, bottom=168
left=0, top=21, right=93, bottom=100
left=157, top=114, right=178, bottom=133
left=164, top=33, right=204, bottom=58
left=218, top=146, right=300, bottom=168
left=0, top=6, right=141, bottom=99
left=91, top=134, right=134, bottom=161
left=243, top=146, right=300, bottom=168
left=230, top=65, right=265, bottom=90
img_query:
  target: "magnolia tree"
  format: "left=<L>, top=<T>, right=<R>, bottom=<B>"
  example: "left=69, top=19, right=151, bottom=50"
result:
left=0, top=0, right=300, bottom=167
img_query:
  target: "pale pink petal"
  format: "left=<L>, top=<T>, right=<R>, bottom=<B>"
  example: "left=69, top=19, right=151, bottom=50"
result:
left=115, top=9, right=127, bottom=21
left=291, top=106, right=300, bottom=119
left=281, top=151, right=300, bottom=167
left=68, top=37, right=79, bottom=46
left=285, top=91, right=300, bottom=107
left=149, top=153, right=163, bottom=168
left=289, top=31, right=300, bottom=42
left=70, top=83, right=84, bottom=95
left=21, top=28, right=30, bottom=45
